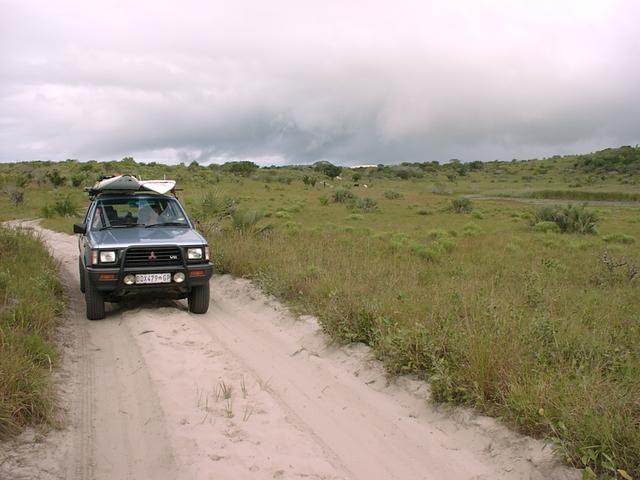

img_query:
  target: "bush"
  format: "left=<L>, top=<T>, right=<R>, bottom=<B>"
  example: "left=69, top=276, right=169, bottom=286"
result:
left=231, top=210, right=266, bottom=233
left=353, top=197, right=378, bottom=213
left=409, top=243, right=440, bottom=261
left=384, top=190, right=403, bottom=200
left=302, top=175, right=317, bottom=187
left=70, top=174, right=86, bottom=187
left=3, top=186, right=24, bottom=206
left=319, top=196, right=329, bottom=206
left=462, top=223, right=481, bottom=237
left=332, top=187, right=355, bottom=203
left=533, top=221, right=561, bottom=233
left=45, top=170, right=66, bottom=187
left=603, top=233, right=636, bottom=244
left=450, top=197, right=473, bottom=213
left=274, top=211, right=291, bottom=219
left=41, top=194, right=78, bottom=218
left=197, top=191, right=238, bottom=221
left=531, top=204, right=598, bottom=234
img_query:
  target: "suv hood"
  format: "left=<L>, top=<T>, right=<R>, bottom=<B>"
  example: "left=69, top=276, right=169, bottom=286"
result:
left=88, top=227, right=206, bottom=249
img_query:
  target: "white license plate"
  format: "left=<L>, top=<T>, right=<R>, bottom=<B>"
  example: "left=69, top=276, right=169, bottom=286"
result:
left=135, top=273, right=171, bottom=284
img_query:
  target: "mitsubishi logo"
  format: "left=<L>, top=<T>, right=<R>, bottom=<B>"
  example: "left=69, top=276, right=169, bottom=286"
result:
left=148, top=251, right=157, bottom=261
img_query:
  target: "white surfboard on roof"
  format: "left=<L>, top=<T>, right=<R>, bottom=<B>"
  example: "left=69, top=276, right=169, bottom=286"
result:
left=92, top=175, right=176, bottom=194
left=95, top=174, right=140, bottom=191
left=138, top=179, right=176, bottom=194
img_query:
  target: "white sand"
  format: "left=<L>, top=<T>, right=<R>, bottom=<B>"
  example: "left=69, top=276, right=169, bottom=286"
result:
left=0, top=222, right=580, bottom=480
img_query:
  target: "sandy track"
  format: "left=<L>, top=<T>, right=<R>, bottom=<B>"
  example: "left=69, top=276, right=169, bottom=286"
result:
left=0, top=223, right=579, bottom=480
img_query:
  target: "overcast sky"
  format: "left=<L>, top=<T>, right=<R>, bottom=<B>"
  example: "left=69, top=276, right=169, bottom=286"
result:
left=1, top=0, right=639, bottom=165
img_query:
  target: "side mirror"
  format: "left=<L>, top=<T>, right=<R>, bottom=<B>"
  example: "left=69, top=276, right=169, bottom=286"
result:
left=73, top=223, right=87, bottom=234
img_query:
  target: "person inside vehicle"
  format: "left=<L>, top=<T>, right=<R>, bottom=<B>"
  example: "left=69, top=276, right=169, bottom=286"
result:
left=137, top=202, right=159, bottom=225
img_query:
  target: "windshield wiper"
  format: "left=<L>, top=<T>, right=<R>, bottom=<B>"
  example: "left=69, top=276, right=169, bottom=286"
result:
left=145, top=222, right=189, bottom=228
left=99, top=224, right=145, bottom=230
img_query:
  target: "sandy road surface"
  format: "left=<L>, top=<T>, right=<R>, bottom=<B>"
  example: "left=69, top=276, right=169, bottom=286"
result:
left=0, top=223, right=579, bottom=480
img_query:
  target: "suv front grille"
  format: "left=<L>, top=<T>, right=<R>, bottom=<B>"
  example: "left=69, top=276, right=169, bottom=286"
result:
left=124, top=246, right=182, bottom=267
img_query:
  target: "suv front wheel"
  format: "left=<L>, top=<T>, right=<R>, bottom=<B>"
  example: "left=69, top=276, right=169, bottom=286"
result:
left=85, top=272, right=106, bottom=320
left=188, top=283, right=210, bottom=314
left=79, top=257, right=86, bottom=293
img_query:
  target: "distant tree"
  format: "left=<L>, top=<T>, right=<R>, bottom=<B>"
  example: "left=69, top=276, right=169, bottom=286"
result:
left=352, top=173, right=361, bottom=183
left=71, top=173, right=87, bottom=187
left=395, top=169, right=410, bottom=180
left=468, top=161, right=484, bottom=171
left=224, top=161, right=259, bottom=177
left=313, top=161, right=342, bottom=179
left=14, top=174, right=28, bottom=188
left=46, top=169, right=66, bottom=187
left=454, top=164, right=468, bottom=176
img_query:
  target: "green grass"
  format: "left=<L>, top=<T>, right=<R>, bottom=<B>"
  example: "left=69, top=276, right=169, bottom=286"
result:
left=526, top=190, right=640, bottom=202
left=0, top=227, right=63, bottom=438
left=0, top=147, right=638, bottom=476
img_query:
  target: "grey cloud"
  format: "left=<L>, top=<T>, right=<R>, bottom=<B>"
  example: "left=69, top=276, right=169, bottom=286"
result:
left=1, top=0, right=639, bottom=165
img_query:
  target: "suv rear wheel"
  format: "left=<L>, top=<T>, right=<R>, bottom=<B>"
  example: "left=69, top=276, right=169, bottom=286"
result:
left=85, top=272, right=106, bottom=320
left=188, top=283, right=210, bottom=314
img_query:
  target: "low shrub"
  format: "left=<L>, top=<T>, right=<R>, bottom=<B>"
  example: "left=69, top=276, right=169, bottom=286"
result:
left=274, top=211, right=291, bottom=219
left=231, top=210, right=266, bottom=233
left=332, top=187, right=355, bottom=203
left=353, top=197, right=378, bottom=213
left=384, top=190, right=403, bottom=200
left=409, top=243, right=440, bottom=261
left=462, top=223, right=481, bottom=237
left=195, top=190, right=238, bottom=221
left=427, top=229, right=449, bottom=240
left=531, top=204, right=598, bottom=234
left=450, top=197, right=473, bottom=213
left=602, top=233, right=636, bottom=244
left=41, top=194, right=78, bottom=218
left=2, top=186, right=25, bottom=206
left=533, top=221, right=561, bottom=233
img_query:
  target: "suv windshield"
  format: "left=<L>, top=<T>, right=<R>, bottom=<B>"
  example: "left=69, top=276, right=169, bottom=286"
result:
left=91, top=196, right=189, bottom=230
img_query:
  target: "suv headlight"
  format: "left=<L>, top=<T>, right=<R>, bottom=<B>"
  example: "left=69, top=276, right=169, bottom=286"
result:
left=187, top=247, right=203, bottom=260
left=99, top=251, right=117, bottom=263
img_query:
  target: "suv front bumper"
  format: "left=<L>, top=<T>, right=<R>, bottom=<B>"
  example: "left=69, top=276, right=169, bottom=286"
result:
left=87, top=262, right=213, bottom=295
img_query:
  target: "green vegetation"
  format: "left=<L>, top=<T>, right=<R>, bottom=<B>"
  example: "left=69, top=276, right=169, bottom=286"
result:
left=0, top=227, right=63, bottom=438
left=531, top=204, right=599, bottom=234
left=526, top=190, right=640, bottom=202
left=0, top=145, right=639, bottom=476
left=450, top=197, right=473, bottom=213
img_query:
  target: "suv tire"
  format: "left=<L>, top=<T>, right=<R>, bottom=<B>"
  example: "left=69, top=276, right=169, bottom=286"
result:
left=85, top=272, right=106, bottom=320
left=79, top=257, right=86, bottom=293
left=188, top=283, right=210, bottom=314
